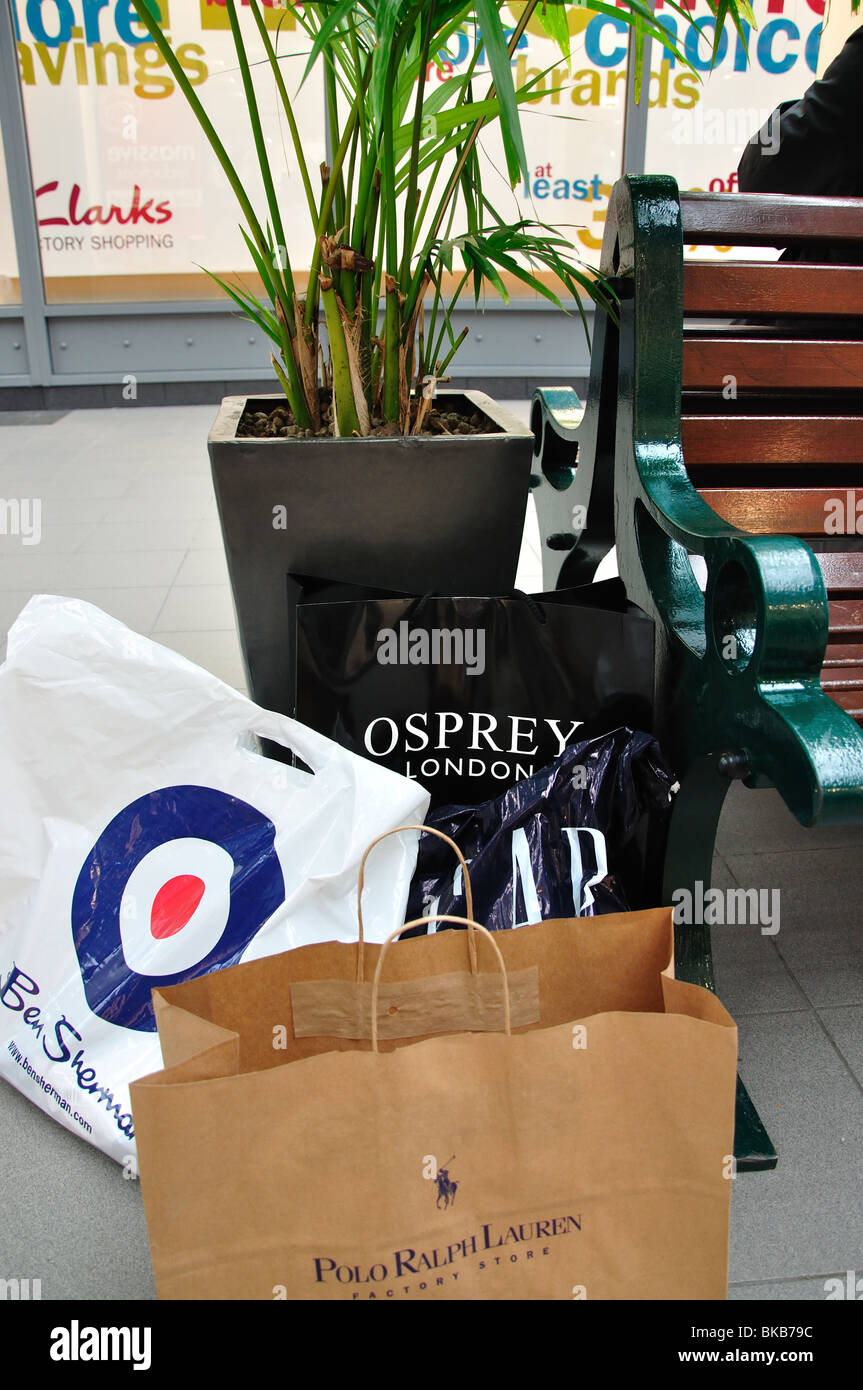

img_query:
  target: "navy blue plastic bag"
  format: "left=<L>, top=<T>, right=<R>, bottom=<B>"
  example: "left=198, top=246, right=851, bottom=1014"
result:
left=405, top=728, right=676, bottom=933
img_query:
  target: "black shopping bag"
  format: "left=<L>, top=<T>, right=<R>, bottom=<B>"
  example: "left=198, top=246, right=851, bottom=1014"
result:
left=294, top=578, right=657, bottom=807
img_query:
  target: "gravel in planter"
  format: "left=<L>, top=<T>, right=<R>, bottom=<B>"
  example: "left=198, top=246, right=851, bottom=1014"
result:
left=237, top=400, right=502, bottom=440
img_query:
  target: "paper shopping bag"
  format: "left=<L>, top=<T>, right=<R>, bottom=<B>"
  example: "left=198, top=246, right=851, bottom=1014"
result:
left=131, top=834, right=737, bottom=1301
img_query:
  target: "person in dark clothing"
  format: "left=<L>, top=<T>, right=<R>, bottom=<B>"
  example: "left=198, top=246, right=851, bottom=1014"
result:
left=737, top=24, right=863, bottom=274
left=738, top=25, right=863, bottom=201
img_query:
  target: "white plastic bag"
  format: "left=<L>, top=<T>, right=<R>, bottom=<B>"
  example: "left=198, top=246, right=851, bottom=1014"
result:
left=0, top=596, right=429, bottom=1164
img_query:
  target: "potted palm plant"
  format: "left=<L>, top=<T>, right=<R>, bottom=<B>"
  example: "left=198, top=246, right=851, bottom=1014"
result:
left=130, top=0, right=744, bottom=716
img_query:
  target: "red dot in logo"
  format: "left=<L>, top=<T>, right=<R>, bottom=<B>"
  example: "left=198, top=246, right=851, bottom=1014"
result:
left=150, top=875, right=206, bottom=940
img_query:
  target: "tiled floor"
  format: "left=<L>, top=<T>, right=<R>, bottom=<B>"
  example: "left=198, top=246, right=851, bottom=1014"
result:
left=0, top=405, right=245, bottom=687
left=0, top=402, right=860, bottom=1301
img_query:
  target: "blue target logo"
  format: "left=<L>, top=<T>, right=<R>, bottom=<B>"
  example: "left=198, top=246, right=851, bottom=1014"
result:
left=71, top=786, right=286, bottom=1032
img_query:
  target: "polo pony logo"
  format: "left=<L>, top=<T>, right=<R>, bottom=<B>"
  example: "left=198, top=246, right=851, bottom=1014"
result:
left=435, top=1156, right=458, bottom=1210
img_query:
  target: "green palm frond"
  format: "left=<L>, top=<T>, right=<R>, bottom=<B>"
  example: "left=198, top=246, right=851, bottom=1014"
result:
left=133, top=0, right=757, bottom=428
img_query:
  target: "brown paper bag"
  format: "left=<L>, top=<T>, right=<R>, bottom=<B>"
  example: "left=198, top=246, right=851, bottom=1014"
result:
left=131, top=830, right=737, bottom=1301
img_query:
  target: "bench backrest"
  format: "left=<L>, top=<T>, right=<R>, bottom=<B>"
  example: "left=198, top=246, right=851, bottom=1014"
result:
left=678, top=193, right=863, bottom=723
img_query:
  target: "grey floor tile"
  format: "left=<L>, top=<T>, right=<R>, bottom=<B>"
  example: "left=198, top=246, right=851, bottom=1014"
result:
left=80, top=518, right=203, bottom=553
left=77, top=444, right=200, bottom=472
left=174, top=548, right=230, bottom=586
left=128, top=461, right=212, bottom=485
left=0, top=550, right=186, bottom=591
left=717, top=782, right=863, bottom=856
left=722, top=847, right=863, bottom=1008
left=113, top=405, right=217, bottom=431
left=515, top=501, right=543, bottom=592
left=74, top=410, right=202, bottom=462
left=100, top=496, right=217, bottom=523
left=43, top=588, right=170, bottom=634
left=0, top=591, right=39, bottom=635
left=192, top=518, right=226, bottom=547
left=817, top=1006, right=863, bottom=1088
left=515, top=558, right=544, bottom=594
left=783, top=958, right=863, bottom=1010
left=123, top=477, right=214, bottom=504
left=728, top=1276, right=848, bottom=1300
left=23, top=462, right=144, bottom=489
left=0, top=589, right=169, bottom=649
left=0, top=521, right=96, bottom=556
left=4, top=496, right=114, bottom=526
left=727, top=1011, right=863, bottom=1284
left=713, top=932, right=810, bottom=1016
left=9, top=474, right=133, bottom=501
left=695, top=855, right=809, bottom=1014
left=153, top=584, right=236, bottom=633
left=0, top=1080, right=155, bottom=1301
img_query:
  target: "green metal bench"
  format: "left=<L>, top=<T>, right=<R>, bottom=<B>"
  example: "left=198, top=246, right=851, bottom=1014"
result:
left=532, top=175, right=863, bottom=1171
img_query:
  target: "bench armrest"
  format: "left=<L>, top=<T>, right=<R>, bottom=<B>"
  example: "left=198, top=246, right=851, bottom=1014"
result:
left=607, top=174, right=863, bottom=827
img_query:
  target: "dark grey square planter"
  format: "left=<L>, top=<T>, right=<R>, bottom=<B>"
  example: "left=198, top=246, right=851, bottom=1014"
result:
left=209, top=389, right=533, bottom=716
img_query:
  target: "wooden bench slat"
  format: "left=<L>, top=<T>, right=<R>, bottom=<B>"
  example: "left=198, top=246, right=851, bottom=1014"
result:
left=682, top=416, right=863, bottom=465
left=824, top=642, right=863, bottom=665
left=683, top=263, right=863, bottom=318
left=829, top=599, right=863, bottom=633
left=697, top=487, right=853, bottom=534
left=681, top=192, right=863, bottom=245
left=825, top=687, right=863, bottom=721
left=683, top=339, right=863, bottom=391
left=816, top=551, right=863, bottom=591
left=821, top=665, right=863, bottom=691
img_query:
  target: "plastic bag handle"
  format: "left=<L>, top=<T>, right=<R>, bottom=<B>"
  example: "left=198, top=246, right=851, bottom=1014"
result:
left=241, top=705, right=350, bottom=771
left=510, top=589, right=548, bottom=624
left=356, top=825, right=475, bottom=981
left=370, top=916, right=511, bottom=1053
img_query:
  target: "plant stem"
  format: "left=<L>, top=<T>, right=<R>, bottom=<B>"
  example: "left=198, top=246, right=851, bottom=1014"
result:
left=320, top=276, right=361, bottom=437
left=383, top=276, right=401, bottom=423
left=429, top=267, right=470, bottom=371
left=436, top=325, right=469, bottom=376
left=378, top=40, right=403, bottom=423
left=359, top=168, right=381, bottom=405
left=304, top=76, right=369, bottom=332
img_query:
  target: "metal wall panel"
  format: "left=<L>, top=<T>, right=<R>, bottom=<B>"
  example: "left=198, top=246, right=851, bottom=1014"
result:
left=0, top=317, right=28, bottom=376
left=40, top=305, right=593, bottom=383
left=46, top=312, right=271, bottom=376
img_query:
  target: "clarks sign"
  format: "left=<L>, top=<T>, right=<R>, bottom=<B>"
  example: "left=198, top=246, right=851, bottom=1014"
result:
left=36, top=181, right=172, bottom=227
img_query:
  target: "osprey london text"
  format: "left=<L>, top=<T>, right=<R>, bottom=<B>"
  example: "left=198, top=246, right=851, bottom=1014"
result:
left=363, top=711, right=584, bottom=787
